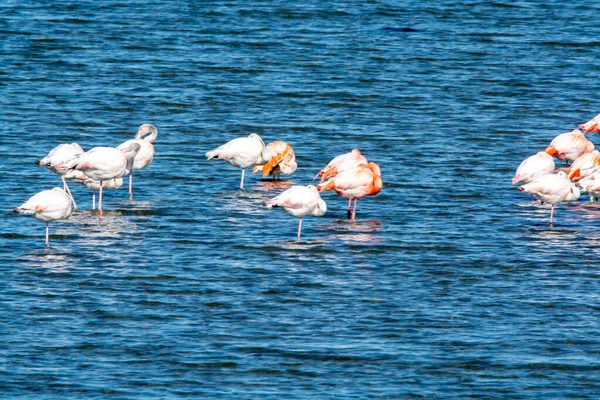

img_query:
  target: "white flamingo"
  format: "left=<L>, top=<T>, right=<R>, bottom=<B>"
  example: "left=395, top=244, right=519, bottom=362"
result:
left=117, top=124, right=157, bottom=200
left=14, top=187, right=73, bottom=247
left=36, top=143, right=84, bottom=209
left=519, top=171, right=580, bottom=225
left=58, top=143, right=140, bottom=216
left=206, top=133, right=271, bottom=189
left=262, top=185, right=327, bottom=241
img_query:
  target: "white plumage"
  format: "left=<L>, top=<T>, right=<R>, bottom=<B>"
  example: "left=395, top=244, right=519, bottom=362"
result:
left=117, top=124, right=158, bottom=199
left=14, top=187, right=73, bottom=247
left=263, top=185, right=327, bottom=240
left=206, top=133, right=271, bottom=189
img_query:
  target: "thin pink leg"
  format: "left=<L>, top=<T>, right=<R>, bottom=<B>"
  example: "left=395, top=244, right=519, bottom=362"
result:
left=99, top=181, right=103, bottom=218
left=45, top=221, right=49, bottom=248
left=347, top=198, right=352, bottom=219
left=92, top=192, right=96, bottom=210
left=297, top=217, right=303, bottom=241
left=550, top=204, right=554, bottom=225
left=240, top=169, right=245, bottom=190
left=129, top=171, right=133, bottom=200
left=351, top=199, right=358, bottom=221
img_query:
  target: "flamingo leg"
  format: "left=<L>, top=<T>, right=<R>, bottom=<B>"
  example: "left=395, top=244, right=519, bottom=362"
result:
left=297, top=217, right=303, bottom=241
left=92, top=192, right=96, bottom=210
left=347, top=198, right=352, bottom=219
left=99, top=181, right=103, bottom=217
left=351, top=199, right=358, bottom=221
left=45, top=221, right=49, bottom=248
left=129, top=171, right=133, bottom=200
left=240, top=168, right=245, bottom=190
left=62, top=176, right=78, bottom=210
left=550, top=204, right=554, bottom=225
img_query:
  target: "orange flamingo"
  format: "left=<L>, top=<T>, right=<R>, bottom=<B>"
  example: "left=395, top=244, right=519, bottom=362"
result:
left=316, top=162, right=382, bottom=221
left=545, top=129, right=594, bottom=165
left=579, top=114, right=600, bottom=134
left=253, top=140, right=297, bottom=179
left=567, top=150, right=600, bottom=180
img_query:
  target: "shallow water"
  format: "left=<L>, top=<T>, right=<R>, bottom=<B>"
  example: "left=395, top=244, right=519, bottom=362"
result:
left=2, top=1, right=600, bottom=398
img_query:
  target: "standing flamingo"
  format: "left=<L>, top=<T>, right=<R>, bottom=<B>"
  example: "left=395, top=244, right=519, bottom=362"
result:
left=58, top=143, right=141, bottom=216
left=545, top=129, right=594, bottom=166
left=512, top=152, right=555, bottom=185
left=262, top=185, right=327, bottom=241
left=518, top=171, right=580, bottom=225
left=206, top=133, right=271, bottom=189
left=314, top=149, right=369, bottom=216
left=566, top=150, right=600, bottom=180
left=579, top=114, right=600, bottom=134
left=576, top=172, right=600, bottom=202
left=36, top=143, right=84, bottom=209
left=14, top=187, right=73, bottom=247
left=117, top=124, right=158, bottom=200
left=253, top=140, right=297, bottom=179
left=317, top=162, right=382, bottom=220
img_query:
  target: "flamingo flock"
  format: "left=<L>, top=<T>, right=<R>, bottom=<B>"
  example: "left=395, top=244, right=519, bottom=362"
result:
left=15, top=127, right=383, bottom=246
left=513, top=113, right=600, bottom=225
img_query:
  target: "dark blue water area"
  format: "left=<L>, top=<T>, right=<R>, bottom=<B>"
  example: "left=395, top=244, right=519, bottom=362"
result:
left=2, top=1, right=600, bottom=398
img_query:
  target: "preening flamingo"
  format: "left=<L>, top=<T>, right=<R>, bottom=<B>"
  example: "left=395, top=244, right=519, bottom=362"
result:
left=317, top=162, right=382, bottom=221
left=518, top=171, right=580, bottom=225
left=14, top=187, right=73, bottom=247
left=117, top=124, right=157, bottom=200
left=263, top=185, right=327, bottom=241
left=566, top=150, right=600, bottom=180
left=512, top=152, right=555, bottom=185
left=253, top=140, right=297, bottom=179
left=545, top=129, right=594, bottom=165
left=206, top=133, right=271, bottom=189
left=36, top=143, right=84, bottom=209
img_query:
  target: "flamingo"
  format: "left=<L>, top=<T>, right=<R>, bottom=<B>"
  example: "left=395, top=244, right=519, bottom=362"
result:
left=313, top=149, right=368, bottom=182
left=14, top=187, right=73, bottom=247
left=512, top=152, right=555, bottom=185
left=577, top=171, right=600, bottom=202
left=206, top=133, right=271, bottom=189
left=117, top=124, right=158, bottom=200
left=576, top=172, right=600, bottom=202
left=262, top=185, right=327, bottom=241
left=566, top=150, right=600, bottom=180
left=579, top=114, right=600, bottom=134
left=545, top=129, right=594, bottom=166
left=58, top=143, right=141, bottom=216
left=518, top=171, right=580, bottom=225
left=314, top=149, right=369, bottom=215
left=317, top=162, right=382, bottom=221
left=36, top=143, right=84, bottom=209
left=253, top=140, right=297, bottom=179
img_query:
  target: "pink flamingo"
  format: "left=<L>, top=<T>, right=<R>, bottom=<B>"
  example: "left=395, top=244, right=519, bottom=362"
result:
left=117, top=124, right=158, bottom=200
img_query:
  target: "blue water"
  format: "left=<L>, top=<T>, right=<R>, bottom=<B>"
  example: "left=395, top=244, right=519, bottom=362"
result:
left=2, top=1, right=600, bottom=398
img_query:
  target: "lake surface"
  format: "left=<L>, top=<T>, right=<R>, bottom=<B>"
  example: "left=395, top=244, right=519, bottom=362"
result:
left=2, top=1, right=600, bottom=398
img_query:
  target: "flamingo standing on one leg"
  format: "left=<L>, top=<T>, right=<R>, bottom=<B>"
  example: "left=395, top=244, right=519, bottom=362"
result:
left=253, top=140, right=297, bottom=180
left=14, top=187, right=73, bottom=247
left=262, top=185, right=327, bottom=241
left=518, top=171, right=580, bottom=225
left=58, top=143, right=141, bottom=217
left=117, top=124, right=157, bottom=200
left=36, top=143, right=84, bottom=209
left=317, top=162, right=382, bottom=221
left=206, top=133, right=271, bottom=189
left=544, top=129, right=594, bottom=166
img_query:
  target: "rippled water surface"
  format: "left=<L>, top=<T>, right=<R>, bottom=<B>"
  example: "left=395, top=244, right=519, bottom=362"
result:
left=3, top=1, right=600, bottom=398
